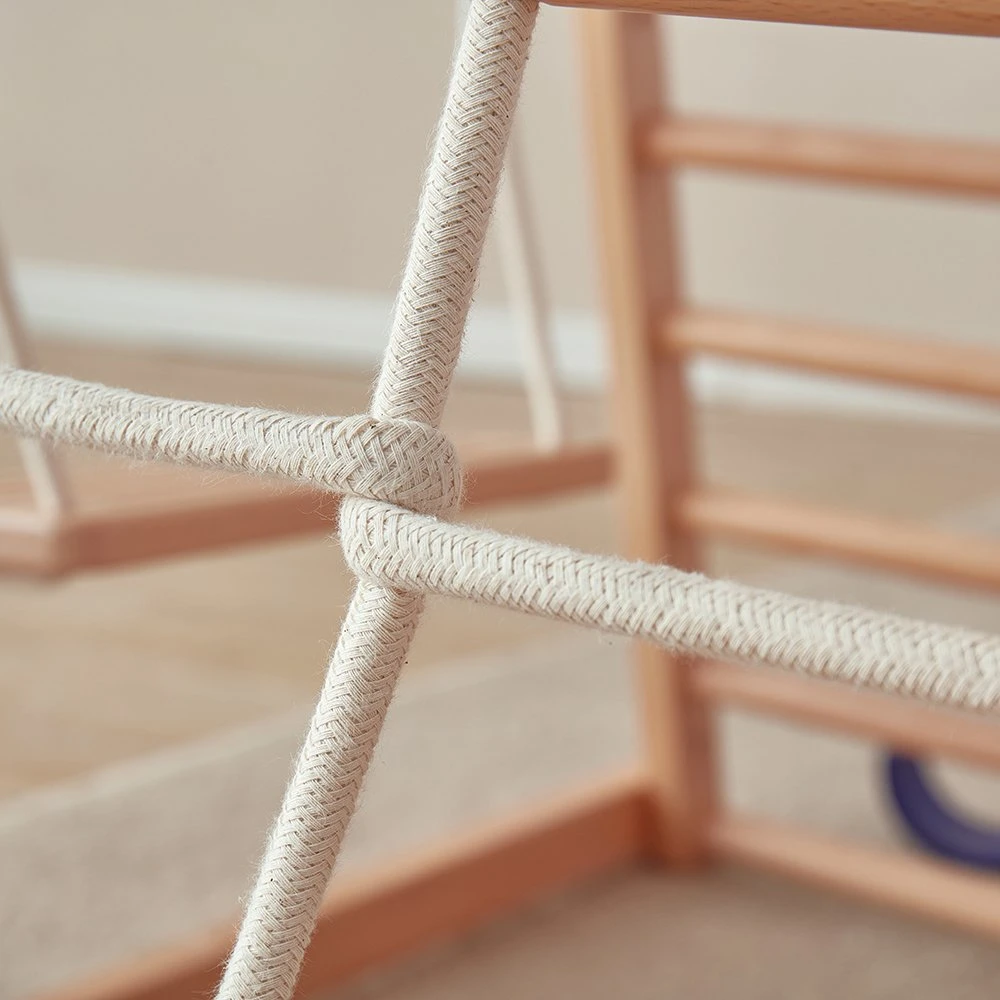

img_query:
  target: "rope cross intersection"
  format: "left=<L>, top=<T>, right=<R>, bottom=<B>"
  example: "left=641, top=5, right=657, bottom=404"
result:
left=2, top=2, right=1000, bottom=998
left=4, top=360, right=1000, bottom=724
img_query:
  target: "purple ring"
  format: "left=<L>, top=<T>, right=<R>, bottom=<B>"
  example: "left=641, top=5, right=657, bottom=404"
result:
left=886, top=753, right=1000, bottom=870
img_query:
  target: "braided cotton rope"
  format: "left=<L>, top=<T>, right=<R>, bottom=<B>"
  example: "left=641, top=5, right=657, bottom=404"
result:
left=7, top=361, right=1000, bottom=713
left=2, top=1, right=1000, bottom=997
left=216, top=3, right=538, bottom=998
left=340, top=503, right=1000, bottom=712
left=0, top=366, right=462, bottom=517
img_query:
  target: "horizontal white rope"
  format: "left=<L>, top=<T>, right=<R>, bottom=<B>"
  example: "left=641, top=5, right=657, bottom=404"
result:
left=6, top=356, right=1000, bottom=717
left=0, top=365, right=461, bottom=517
left=340, top=499, right=1000, bottom=714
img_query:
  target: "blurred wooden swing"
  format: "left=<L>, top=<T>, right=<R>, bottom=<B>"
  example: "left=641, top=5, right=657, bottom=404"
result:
left=0, top=137, right=610, bottom=578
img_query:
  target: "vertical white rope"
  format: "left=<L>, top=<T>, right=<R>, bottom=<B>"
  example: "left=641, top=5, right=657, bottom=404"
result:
left=495, top=139, right=565, bottom=450
left=372, top=1, right=539, bottom=428
left=0, top=238, right=72, bottom=518
left=215, top=3, right=538, bottom=998
left=457, top=0, right=565, bottom=451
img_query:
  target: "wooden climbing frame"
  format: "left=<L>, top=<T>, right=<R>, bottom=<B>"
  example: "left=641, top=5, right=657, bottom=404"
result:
left=36, top=1, right=1000, bottom=998
left=580, top=0, right=1000, bottom=941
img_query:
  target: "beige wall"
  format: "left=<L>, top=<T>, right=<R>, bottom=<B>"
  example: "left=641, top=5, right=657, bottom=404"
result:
left=2, top=3, right=1000, bottom=345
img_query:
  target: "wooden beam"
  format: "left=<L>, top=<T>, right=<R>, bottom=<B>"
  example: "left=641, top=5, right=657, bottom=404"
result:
left=545, top=0, right=1000, bottom=38
left=0, top=443, right=613, bottom=578
left=712, top=813, right=1000, bottom=940
left=580, top=9, right=716, bottom=865
left=665, top=309, right=1000, bottom=403
left=680, top=487, right=1000, bottom=592
left=463, top=442, right=612, bottom=505
left=694, top=660, right=1000, bottom=770
left=641, top=116, right=1000, bottom=199
left=37, top=772, right=650, bottom=1000
left=0, top=507, right=64, bottom=576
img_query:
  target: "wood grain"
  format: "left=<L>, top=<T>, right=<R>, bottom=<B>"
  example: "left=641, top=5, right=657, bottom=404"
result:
left=665, top=309, right=1000, bottom=402
left=712, top=813, right=1000, bottom=940
left=547, top=0, right=1000, bottom=38
left=680, top=486, right=1000, bottom=591
left=0, top=443, right=613, bottom=578
left=642, top=116, right=1000, bottom=199
left=694, top=659, right=1000, bottom=769
left=580, top=10, right=715, bottom=865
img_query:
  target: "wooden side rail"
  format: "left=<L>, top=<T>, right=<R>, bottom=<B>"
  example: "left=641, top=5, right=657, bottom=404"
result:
left=37, top=773, right=651, bottom=1000
left=546, top=0, right=1000, bottom=38
left=680, top=487, right=1000, bottom=592
left=640, top=116, right=1000, bottom=199
left=0, top=443, right=613, bottom=578
left=711, top=813, right=1000, bottom=941
left=694, top=660, right=1000, bottom=769
left=663, top=309, right=1000, bottom=402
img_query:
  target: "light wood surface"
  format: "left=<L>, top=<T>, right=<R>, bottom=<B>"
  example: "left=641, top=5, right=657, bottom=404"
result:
left=666, top=309, right=1000, bottom=402
left=681, top=486, right=1000, bottom=591
left=641, top=116, right=1000, bottom=199
left=712, top=813, right=1000, bottom=941
left=695, top=659, right=1000, bottom=770
left=546, top=0, right=1000, bottom=37
left=0, top=443, right=612, bottom=577
left=580, top=9, right=715, bottom=866
left=37, top=772, right=650, bottom=1000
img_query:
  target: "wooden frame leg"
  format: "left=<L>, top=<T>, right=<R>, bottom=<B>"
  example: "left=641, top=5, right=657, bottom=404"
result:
left=33, top=773, right=649, bottom=1000
left=579, top=10, right=715, bottom=865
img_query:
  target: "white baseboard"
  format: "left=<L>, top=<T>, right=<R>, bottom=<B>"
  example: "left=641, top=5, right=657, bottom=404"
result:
left=13, top=260, right=1000, bottom=425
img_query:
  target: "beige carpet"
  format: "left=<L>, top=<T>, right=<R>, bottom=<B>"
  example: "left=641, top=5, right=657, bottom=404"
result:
left=330, top=866, right=1000, bottom=1000
left=6, top=632, right=1000, bottom=999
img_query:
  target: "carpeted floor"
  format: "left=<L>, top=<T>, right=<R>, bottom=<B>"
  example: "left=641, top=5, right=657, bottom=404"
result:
left=329, top=865, right=1000, bottom=1000
left=5, top=634, right=1000, bottom=999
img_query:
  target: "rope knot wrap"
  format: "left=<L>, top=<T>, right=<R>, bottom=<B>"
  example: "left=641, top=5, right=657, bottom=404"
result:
left=0, top=366, right=463, bottom=517
left=331, top=414, right=462, bottom=518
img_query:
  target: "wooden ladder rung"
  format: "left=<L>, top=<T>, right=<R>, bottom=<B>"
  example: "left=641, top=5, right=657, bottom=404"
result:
left=711, top=813, right=1000, bottom=941
left=679, top=487, right=1000, bottom=591
left=694, top=659, right=1000, bottom=769
left=546, top=0, right=1000, bottom=38
left=640, top=116, right=1000, bottom=199
left=664, top=309, right=1000, bottom=402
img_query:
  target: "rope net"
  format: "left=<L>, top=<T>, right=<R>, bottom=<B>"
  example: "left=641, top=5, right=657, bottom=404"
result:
left=1, top=2, right=997, bottom=997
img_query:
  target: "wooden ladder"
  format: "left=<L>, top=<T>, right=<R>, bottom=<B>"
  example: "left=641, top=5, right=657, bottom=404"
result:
left=578, top=0, right=1000, bottom=907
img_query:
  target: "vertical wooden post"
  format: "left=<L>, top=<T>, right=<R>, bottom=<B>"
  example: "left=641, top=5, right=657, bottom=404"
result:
left=0, top=235, right=72, bottom=519
left=579, top=9, right=715, bottom=865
